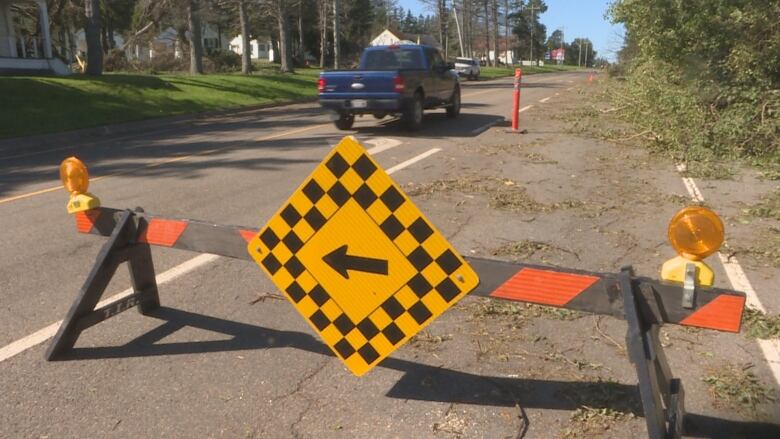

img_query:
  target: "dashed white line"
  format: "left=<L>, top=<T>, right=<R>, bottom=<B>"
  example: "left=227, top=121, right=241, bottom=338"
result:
left=365, top=137, right=402, bottom=155
left=386, top=148, right=441, bottom=174
left=675, top=164, right=780, bottom=386
left=539, top=97, right=551, bottom=103
left=519, top=105, right=533, bottom=113
left=0, top=146, right=441, bottom=364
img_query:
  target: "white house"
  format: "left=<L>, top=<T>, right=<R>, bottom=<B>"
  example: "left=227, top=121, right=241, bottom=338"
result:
left=370, top=29, right=440, bottom=48
left=0, top=0, right=69, bottom=74
left=229, top=35, right=273, bottom=61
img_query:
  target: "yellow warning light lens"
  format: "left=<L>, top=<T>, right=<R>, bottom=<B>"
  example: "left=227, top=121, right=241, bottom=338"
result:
left=668, top=206, right=724, bottom=260
left=60, top=157, right=89, bottom=195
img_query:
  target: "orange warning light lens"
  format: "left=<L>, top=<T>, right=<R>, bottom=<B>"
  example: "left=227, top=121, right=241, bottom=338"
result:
left=59, top=157, right=89, bottom=195
left=668, top=206, right=724, bottom=260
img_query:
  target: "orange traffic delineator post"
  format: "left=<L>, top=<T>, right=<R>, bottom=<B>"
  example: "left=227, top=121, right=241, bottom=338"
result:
left=511, top=68, right=522, bottom=132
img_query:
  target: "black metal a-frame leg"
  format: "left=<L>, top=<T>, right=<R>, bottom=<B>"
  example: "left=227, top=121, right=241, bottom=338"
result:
left=619, top=266, right=685, bottom=439
left=46, top=210, right=161, bottom=360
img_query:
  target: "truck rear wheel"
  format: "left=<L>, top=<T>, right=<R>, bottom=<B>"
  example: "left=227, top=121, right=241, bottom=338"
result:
left=446, top=87, right=461, bottom=118
left=334, top=113, right=355, bottom=130
left=402, top=93, right=423, bottom=131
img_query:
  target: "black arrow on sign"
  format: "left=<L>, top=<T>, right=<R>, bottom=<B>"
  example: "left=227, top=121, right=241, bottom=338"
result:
left=323, top=245, right=389, bottom=279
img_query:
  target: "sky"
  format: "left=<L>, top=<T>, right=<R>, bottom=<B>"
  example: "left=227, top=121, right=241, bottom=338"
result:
left=396, top=0, right=626, bottom=61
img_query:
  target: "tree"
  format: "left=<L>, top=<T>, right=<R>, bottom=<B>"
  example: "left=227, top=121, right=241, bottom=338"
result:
left=187, top=0, right=204, bottom=74
left=275, top=0, right=294, bottom=72
left=84, top=0, right=103, bottom=75
left=511, top=0, right=546, bottom=63
left=332, top=0, right=340, bottom=69
left=238, top=0, right=252, bottom=74
left=319, top=0, right=328, bottom=67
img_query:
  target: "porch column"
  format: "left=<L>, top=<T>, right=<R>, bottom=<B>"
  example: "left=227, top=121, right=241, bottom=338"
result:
left=36, top=0, right=52, bottom=58
left=3, top=0, right=17, bottom=57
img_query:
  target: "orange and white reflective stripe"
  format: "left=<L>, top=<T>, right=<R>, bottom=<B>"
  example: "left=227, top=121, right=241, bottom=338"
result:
left=490, top=267, right=599, bottom=307
left=680, top=294, right=745, bottom=333
left=138, top=219, right=189, bottom=247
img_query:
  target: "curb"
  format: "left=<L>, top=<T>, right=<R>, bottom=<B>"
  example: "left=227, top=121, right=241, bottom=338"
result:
left=0, top=96, right=319, bottom=151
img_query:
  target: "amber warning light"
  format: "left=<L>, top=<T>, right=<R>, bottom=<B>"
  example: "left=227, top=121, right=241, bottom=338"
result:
left=661, top=206, right=725, bottom=286
left=60, top=157, right=100, bottom=214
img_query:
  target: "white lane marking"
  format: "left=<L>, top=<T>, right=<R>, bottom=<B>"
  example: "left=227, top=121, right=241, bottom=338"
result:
left=365, top=137, right=402, bottom=155
left=519, top=105, right=533, bottom=113
left=675, top=164, right=780, bottom=386
left=386, top=148, right=441, bottom=174
left=676, top=164, right=705, bottom=202
left=555, top=93, right=560, bottom=96
left=0, top=253, right=220, bottom=363
left=539, top=97, right=551, bottom=103
left=567, top=87, right=575, bottom=91
left=0, top=148, right=442, bottom=363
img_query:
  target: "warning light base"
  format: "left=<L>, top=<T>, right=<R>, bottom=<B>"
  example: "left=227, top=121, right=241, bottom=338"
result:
left=67, top=192, right=101, bottom=214
left=661, top=256, right=714, bottom=287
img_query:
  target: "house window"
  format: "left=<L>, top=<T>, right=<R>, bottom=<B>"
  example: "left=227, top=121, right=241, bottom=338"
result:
left=203, top=38, right=218, bottom=49
left=258, top=44, right=266, bottom=52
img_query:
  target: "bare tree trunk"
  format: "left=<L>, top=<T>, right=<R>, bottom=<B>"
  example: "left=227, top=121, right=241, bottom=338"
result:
left=84, top=0, right=103, bottom=75
left=277, top=0, right=294, bottom=72
left=503, top=0, right=509, bottom=65
left=187, top=0, right=204, bottom=74
left=319, top=0, right=327, bottom=68
left=482, top=0, right=491, bottom=66
left=332, top=0, right=340, bottom=69
left=107, top=16, right=116, bottom=49
left=491, top=0, right=498, bottom=65
left=238, top=0, right=252, bottom=74
left=464, top=0, right=472, bottom=57
left=298, top=1, right=305, bottom=65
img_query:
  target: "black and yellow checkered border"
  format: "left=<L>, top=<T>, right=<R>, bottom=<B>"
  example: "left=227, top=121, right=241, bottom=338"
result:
left=248, top=136, right=478, bottom=375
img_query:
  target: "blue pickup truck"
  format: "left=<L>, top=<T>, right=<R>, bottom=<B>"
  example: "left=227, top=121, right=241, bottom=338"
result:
left=318, top=45, right=461, bottom=131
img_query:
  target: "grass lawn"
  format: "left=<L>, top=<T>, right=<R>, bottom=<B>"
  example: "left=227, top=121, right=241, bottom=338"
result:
left=0, top=66, right=321, bottom=138
left=479, top=64, right=582, bottom=80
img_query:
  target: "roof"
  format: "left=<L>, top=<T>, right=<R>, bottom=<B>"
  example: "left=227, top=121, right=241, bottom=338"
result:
left=370, top=29, right=440, bottom=49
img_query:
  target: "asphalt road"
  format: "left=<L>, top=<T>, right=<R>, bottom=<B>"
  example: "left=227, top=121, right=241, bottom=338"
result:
left=2, top=71, right=778, bottom=438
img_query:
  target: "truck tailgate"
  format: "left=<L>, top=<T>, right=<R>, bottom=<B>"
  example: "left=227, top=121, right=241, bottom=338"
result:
left=320, top=70, right=400, bottom=98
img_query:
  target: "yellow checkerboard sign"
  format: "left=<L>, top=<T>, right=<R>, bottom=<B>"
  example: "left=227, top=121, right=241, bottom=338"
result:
left=247, top=136, right=479, bottom=375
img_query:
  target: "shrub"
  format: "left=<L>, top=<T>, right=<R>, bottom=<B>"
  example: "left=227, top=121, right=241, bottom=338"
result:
left=103, top=48, right=129, bottom=72
left=205, top=49, right=241, bottom=73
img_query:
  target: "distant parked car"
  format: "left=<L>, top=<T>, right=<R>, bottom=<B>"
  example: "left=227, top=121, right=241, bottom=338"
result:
left=454, top=57, right=480, bottom=80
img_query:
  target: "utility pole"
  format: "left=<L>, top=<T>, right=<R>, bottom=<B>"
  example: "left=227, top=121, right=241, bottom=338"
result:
left=527, top=2, right=540, bottom=65
left=578, top=39, right=582, bottom=67
left=453, top=7, right=464, bottom=57
left=584, top=40, right=589, bottom=67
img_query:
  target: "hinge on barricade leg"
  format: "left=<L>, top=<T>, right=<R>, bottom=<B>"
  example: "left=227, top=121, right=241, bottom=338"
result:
left=619, top=266, right=685, bottom=439
left=46, top=210, right=161, bottom=360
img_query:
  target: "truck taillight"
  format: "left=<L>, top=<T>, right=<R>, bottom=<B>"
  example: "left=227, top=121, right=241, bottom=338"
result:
left=393, top=75, right=405, bottom=92
left=318, top=77, right=326, bottom=92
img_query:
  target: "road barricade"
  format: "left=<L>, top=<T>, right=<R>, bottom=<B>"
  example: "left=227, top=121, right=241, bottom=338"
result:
left=51, top=136, right=746, bottom=439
